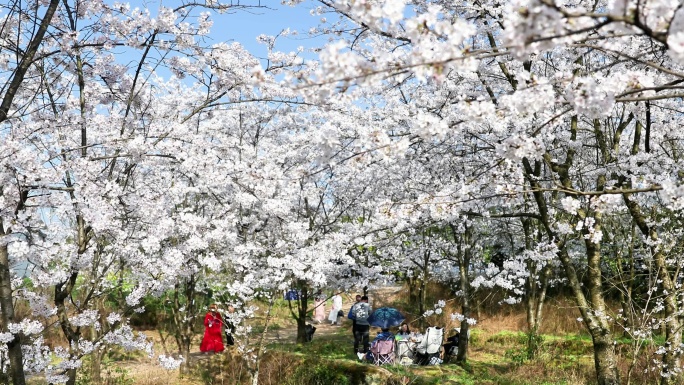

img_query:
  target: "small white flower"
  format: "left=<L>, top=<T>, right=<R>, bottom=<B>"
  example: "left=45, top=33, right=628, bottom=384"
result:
left=159, top=355, right=184, bottom=370
left=561, top=196, right=581, bottom=215
left=107, top=313, right=122, bottom=325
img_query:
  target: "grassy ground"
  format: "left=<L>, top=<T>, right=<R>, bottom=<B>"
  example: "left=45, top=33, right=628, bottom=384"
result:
left=61, top=327, right=596, bottom=385
left=258, top=324, right=596, bottom=385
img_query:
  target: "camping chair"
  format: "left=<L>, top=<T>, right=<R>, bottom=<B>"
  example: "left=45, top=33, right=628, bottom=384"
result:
left=396, top=339, right=414, bottom=365
left=369, top=338, right=395, bottom=365
left=415, top=326, right=444, bottom=365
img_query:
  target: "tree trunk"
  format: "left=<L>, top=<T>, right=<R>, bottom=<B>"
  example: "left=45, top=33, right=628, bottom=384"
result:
left=522, top=152, right=620, bottom=385
left=456, top=225, right=472, bottom=364
left=525, top=265, right=548, bottom=359
left=294, top=284, right=309, bottom=343
left=0, top=242, right=26, bottom=385
left=623, top=193, right=683, bottom=384
left=619, top=223, right=637, bottom=338
left=418, top=262, right=428, bottom=328
left=56, top=277, right=81, bottom=385
left=652, top=246, right=682, bottom=385
left=66, top=368, right=78, bottom=385
left=522, top=218, right=546, bottom=359
left=90, top=327, right=102, bottom=384
left=0, top=2, right=60, bottom=379
left=250, top=297, right=275, bottom=385
left=525, top=261, right=549, bottom=359
left=591, top=331, right=621, bottom=385
left=584, top=212, right=622, bottom=385
left=557, top=245, right=620, bottom=385
left=171, top=276, right=197, bottom=375
left=407, top=276, right=415, bottom=303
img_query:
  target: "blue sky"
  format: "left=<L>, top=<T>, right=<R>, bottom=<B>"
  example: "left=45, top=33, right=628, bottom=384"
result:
left=115, top=0, right=335, bottom=81
left=199, top=1, right=329, bottom=58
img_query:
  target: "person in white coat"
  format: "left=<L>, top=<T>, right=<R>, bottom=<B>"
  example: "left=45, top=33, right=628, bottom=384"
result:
left=328, top=293, right=343, bottom=325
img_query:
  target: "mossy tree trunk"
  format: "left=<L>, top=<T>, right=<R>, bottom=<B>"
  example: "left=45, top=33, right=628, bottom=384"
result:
left=0, top=242, right=25, bottom=385
left=522, top=148, right=621, bottom=385
left=521, top=218, right=549, bottom=359
left=288, top=281, right=310, bottom=344
left=454, top=224, right=473, bottom=364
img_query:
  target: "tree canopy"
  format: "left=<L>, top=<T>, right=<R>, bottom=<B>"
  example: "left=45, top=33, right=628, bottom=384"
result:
left=2, top=1, right=684, bottom=385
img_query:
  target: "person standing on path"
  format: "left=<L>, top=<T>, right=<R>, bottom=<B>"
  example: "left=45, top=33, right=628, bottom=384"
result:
left=328, top=293, right=343, bottom=325
left=313, top=290, right=327, bottom=323
left=348, top=294, right=361, bottom=328
left=351, top=295, right=372, bottom=357
left=224, top=305, right=236, bottom=346
left=200, top=304, right=225, bottom=354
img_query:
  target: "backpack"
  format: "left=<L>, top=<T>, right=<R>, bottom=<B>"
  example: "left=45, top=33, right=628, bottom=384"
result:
left=354, top=303, right=369, bottom=321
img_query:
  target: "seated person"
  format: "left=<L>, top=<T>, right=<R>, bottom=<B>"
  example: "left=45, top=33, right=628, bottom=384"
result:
left=415, top=326, right=444, bottom=365
left=364, top=328, right=395, bottom=362
left=374, top=328, right=395, bottom=341
left=444, top=330, right=460, bottom=356
left=396, top=323, right=411, bottom=338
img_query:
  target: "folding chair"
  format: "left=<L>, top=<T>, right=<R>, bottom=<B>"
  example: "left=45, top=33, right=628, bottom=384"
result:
left=369, top=338, right=395, bottom=365
left=396, top=339, right=414, bottom=365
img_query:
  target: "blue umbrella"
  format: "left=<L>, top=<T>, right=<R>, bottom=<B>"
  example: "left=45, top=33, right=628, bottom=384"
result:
left=367, top=307, right=405, bottom=329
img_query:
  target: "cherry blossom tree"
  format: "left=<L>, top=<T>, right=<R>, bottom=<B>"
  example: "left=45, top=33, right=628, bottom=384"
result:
left=0, top=1, right=287, bottom=384
left=6, top=1, right=684, bottom=385
left=292, top=1, right=684, bottom=384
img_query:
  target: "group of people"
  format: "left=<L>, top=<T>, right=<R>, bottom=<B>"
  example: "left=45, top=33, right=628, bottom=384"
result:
left=201, top=291, right=462, bottom=365
left=344, top=294, right=462, bottom=365
left=199, top=304, right=236, bottom=354
left=346, top=294, right=410, bottom=363
left=310, top=292, right=376, bottom=357
left=312, top=291, right=344, bottom=325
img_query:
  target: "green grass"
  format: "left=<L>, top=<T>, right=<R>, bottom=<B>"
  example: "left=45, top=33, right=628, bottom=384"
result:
left=256, top=314, right=632, bottom=385
left=264, top=328, right=543, bottom=385
left=269, top=326, right=353, bottom=360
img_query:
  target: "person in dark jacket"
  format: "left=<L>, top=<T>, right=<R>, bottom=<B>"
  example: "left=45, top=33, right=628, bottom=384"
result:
left=351, top=295, right=372, bottom=356
left=443, top=330, right=460, bottom=358
left=223, top=305, right=236, bottom=346
left=347, top=294, right=362, bottom=351
left=347, top=294, right=362, bottom=327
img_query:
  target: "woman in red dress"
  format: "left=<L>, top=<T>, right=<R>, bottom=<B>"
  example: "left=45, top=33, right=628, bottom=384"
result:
left=200, top=304, right=225, bottom=353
